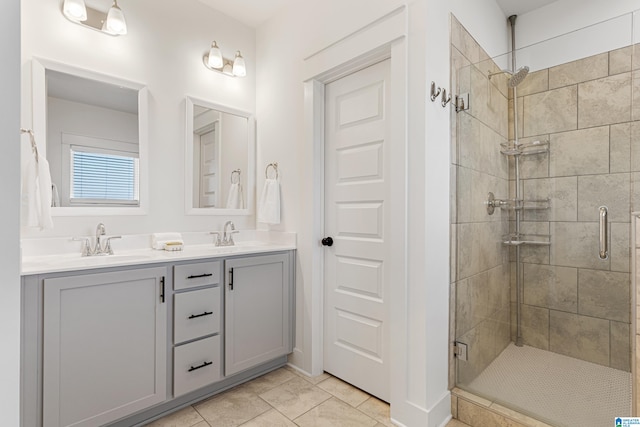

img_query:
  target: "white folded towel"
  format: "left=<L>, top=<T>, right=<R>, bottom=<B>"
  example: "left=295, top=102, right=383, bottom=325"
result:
left=21, top=151, right=53, bottom=230
left=226, top=182, right=244, bottom=209
left=257, top=178, right=280, bottom=225
left=151, top=232, right=184, bottom=250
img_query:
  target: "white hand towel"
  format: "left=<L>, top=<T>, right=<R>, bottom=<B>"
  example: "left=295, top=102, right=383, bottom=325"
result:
left=21, top=153, right=53, bottom=230
left=151, top=232, right=184, bottom=250
left=257, top=178, right=280, bottom=225
left=226, top=182, right=244, bottom=209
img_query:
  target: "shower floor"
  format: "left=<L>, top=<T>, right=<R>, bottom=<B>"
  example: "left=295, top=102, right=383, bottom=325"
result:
left=465, top=343, right=631, bottom=427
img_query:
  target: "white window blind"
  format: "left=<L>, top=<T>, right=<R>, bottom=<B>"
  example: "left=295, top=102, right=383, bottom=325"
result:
left=70, top=147, right=139, bottom=205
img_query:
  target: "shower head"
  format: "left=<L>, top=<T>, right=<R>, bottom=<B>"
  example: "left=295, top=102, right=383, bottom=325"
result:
left=487, top=65, right=530, bottom=88
left=507, top=66, right=529, bottom=88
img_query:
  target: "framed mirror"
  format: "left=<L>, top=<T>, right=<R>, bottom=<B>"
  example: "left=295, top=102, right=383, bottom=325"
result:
left=31, top=58, right=148, bottom=216
left=185, top=97, right=255, bottom=215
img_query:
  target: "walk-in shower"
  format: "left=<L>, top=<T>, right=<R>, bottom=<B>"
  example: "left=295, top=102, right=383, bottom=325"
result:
left=451, top=9, right=637, bottom=427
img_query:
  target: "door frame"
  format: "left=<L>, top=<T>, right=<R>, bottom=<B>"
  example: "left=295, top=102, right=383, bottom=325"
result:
left=302, top=5, right=411, bottom=423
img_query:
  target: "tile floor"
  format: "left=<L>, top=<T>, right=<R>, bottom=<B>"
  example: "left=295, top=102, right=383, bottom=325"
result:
left=147, top=365, right=469, bottom=427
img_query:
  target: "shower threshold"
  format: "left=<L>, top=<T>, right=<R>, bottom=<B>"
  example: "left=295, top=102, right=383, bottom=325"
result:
left=460, top=343, right=631, bottom=427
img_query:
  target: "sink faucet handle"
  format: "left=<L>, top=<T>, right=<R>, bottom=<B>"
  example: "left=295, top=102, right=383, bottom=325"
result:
left=210, top=231, right=222, bottom=246
left=72, top=237, right=92, bottom=257
left=103, top=236, right=122, bottom=255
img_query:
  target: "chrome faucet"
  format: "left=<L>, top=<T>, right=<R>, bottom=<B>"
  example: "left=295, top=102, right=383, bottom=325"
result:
left=73, top=222, right=121, bottom=256
left=220, top=221, right=239, bottom=246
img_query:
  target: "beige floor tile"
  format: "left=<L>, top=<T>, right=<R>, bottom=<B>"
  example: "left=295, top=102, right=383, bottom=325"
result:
left=294, top=397, right=378, bottom=427
left=259, top=376, right=331, bottom=419
left=357, top=397, right=393, bottom=427
left=194, top=386, right=271, bottom=427
left=240, top=368, right=297, bottom=395
left=238, top=409, right=297, bottom=426
left=447, top=420, right=471, bottom=427
left=317, top=376, right=370, bottom=407
left=145, top=406, right=205, bottom=427
left=284, top=364, right=331, bottom=385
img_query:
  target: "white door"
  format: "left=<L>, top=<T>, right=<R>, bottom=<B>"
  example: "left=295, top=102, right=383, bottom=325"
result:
left=199, top=126, right=219, bottom=208
left=323, top=59, right=391, bottom=401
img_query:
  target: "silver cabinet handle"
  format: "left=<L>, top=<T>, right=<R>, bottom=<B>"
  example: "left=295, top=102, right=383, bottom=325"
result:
left=599, top=206, right=608, bottom=260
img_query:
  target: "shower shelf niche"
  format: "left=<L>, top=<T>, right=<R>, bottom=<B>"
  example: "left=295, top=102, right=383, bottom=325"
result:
left=502, top=233, right=551, bottom=246
left=500, top=139, right=549, bottom=156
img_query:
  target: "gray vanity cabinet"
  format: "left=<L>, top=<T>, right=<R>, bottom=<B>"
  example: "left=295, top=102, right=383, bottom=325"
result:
left=224, top=253, right=293, bottom=376
left=41, top=267, right=168, bottom=427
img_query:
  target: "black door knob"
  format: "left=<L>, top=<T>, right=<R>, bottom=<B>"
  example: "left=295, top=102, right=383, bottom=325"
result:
left=321, top=237, right=334, bottom=247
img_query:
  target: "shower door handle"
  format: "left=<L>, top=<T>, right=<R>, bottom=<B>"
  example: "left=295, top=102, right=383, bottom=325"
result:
left=599, top=206, right=608, bottom=260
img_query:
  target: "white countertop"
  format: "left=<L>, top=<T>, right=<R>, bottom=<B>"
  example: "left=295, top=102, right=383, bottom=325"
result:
left=21, top=231, right=296, bottom=275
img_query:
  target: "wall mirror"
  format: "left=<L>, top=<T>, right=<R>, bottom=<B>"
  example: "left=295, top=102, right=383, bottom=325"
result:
left=185, top=97, right=255, bottom=215
left=31, top=58, right=148, bottom=216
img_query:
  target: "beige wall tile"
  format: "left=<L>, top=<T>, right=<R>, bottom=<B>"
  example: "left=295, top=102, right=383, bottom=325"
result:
left=549, top=53, right=609, bottom=89
left=450, top=16, right=482, bottom=65
left=578, top=269, right=630, bottom=323
left=452, top=387, right=493, bottom=407
left=458, top=114, right=508, bottom=178
left=456, top=320, right=499, bottom=385
left=451, top=394, right=459, bottom=419
left=611, top=222, right=631, bottom=273
left=633, top=70, right=640, bottom=121
left=549, top=310, right=610, bottom=366
left=520, top=304, right=550, bottom=350
left=469, top=65, right=508, bottom=139
left=515, top=135, right=550, bottom=180
left=457, top=221, right=506, bottom=280
left=523, top=85, right=577, bottom=137
left=549, top=126, right=610, bottom=177
left=451, top=224, right=458, bottom=283
left=516, top=69, right=549, bottom=97
left=610, top=321, right=631, bottom=371
left=633, top=43, right=640, bottom=71
left=457, top=167, right=508, bottom=223
left=610, top=46, right=633, bottom=75
left=523, top=264, right=578, bottom=313
left=577, top=173, right=631, bottom=222
left=456, top=266, right=508, bottom=338
left=457, top=399, right=528, bottom=427
left=522, top=176, right=578, bottom=222
left=630, top=123, right=640, bottom=172
left=550, top=222, right=610, bottom=270
left=611, top=123, right=632, bottom=173
left=578, top=73, right=632, bottom=128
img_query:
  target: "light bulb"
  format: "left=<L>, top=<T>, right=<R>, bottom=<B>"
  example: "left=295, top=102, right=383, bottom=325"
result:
left=106, top=0, right=127, bottom=35
left=207, top=41, right=224, bottom=69
left=63, top=0, right=87, bottom=21
left=232, top=51, right=246, bottom=77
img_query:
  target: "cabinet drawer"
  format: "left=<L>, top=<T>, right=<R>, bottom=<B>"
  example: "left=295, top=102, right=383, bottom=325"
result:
left=174, top=261, right=220, bottom=290
left=174, top=287, right=220, bottom=344
left=174, top=335, right=221, bottom=397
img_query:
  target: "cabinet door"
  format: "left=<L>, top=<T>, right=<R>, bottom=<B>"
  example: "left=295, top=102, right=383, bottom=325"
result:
left=43, top=267, right=167, bottom=427
left=225, top=253, right=292, bottom=376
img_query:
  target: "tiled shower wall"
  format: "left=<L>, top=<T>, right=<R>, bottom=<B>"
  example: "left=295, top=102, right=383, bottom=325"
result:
left=512, top=47, right=639, bottom=371
left=450, top=15, right=511, bottom=385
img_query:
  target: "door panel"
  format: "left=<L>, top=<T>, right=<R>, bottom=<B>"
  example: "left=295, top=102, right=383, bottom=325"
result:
left=323, top=59, right=391, bottom=401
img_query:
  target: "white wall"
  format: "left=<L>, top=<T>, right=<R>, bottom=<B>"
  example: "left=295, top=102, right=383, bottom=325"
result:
left=256, top=0, right=507, bottom=425
left=0, top=0, right=21, bottom=424
left=21, top=0, right=256, bottom=239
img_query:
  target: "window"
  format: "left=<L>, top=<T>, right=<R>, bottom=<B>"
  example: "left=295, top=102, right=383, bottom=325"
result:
left=70, top=146, right=139, bottom=206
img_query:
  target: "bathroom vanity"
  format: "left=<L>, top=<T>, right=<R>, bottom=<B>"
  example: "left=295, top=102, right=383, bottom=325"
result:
left=21, top=241, right=295, bottom=427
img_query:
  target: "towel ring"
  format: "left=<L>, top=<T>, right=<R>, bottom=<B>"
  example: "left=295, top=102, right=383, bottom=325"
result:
left=231, top=169, right=241, bottom=184
left=265, top=162, right=278, bottom=179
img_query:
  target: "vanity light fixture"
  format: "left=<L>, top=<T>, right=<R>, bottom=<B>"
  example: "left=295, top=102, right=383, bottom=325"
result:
left=203, top=41, right=247, bottom=77
left=62, top=0, right=128, bottom=36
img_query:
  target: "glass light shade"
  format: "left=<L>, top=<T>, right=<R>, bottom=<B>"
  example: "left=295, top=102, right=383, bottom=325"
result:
left=106, top=1, right=127, bottom=35
left=207, top=42, right=224, bottom=69
left=63, top=0, right=87, bottom=21
left=232, top=51, right=246, bottom=77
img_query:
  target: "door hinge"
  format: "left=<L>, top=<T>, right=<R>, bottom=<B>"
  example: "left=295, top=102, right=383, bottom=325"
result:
left=453, top=341, right=468, bottom=361
left=160, top=276, right=165, bottom=303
